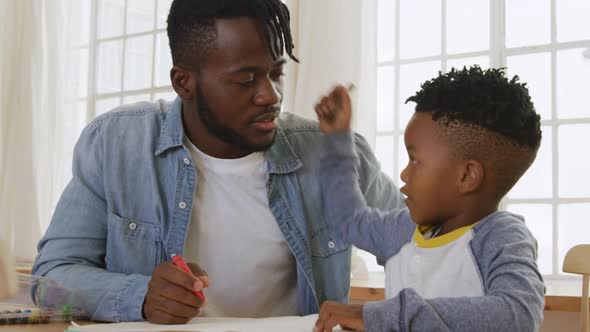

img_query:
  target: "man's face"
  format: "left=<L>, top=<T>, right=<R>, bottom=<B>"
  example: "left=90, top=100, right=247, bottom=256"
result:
left=192, top=17, right=285, bottom=153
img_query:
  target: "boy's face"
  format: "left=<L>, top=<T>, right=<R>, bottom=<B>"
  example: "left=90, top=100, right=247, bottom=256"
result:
left=400, top=112, right=463, bottom=226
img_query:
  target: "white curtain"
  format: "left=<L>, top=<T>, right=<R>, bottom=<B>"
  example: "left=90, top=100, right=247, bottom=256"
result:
left=0, top=0, right=77, bottom=263
left=283, top=0, right=378, bottom=279
left=283, top=0, right=377, bottom=143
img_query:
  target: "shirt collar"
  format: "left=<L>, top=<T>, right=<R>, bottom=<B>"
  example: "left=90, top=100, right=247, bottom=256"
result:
left=264, top=121, right=303, bottom=174
left=155, top=97, right=185, bottom=156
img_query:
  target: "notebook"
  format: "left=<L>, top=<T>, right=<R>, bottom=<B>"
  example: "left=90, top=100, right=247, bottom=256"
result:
left=66, top=314, right=349, bottom=332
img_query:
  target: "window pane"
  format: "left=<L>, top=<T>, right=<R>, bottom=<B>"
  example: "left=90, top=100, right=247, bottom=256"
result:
left=400, top=0, right=441, bottom=58
left=556, top=48, right=590, bottom=119
left=446, top=56, right=489, bottom=72
left=375, top=135, right=395, bottom=182
left=508, top=126, right=552, bottom=199
left=558, top=204, right=590, bottom=275
left=155, top=33, right=173, bottom=87
left=399, top=61, right=441, bottom=129
left=95, top=97, right=121, bottom=116
left=507, top=53, right=551, bottom=120
left=377, top=0, right=395, bottom=62
left=377, top=66, right=394, bottom=132
left=153, top=90, right=176, bottom=101
left=446, top=0, right=489, bottom=54
left=124, top=35, right=154, bottom=91
left=505, top=0, right=550, bottom=48
left=123, top=94, right=150, bottom=104
left=557, top=0, right=590, bottom=42
left=505, top=204, right=552, bottom=275
left=559, top=124, right=590, bottom=198
left=126, top=0, right=156, bottom=34
left=157, top=0, right=173, bottom=29
left=98, top=0, right=125, bottom=38
left=97, top=40, right=123, bottom=93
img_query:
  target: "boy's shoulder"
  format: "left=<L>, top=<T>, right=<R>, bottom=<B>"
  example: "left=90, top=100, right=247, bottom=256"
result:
left=473, top=211, right=531, bottom=236
left=470, top=211, right=537, bottom=260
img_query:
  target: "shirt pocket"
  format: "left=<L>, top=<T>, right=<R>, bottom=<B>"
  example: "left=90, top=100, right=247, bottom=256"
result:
left=310, top=226, right=350, bottom=257
left=106, top=212, right=162, bottom=275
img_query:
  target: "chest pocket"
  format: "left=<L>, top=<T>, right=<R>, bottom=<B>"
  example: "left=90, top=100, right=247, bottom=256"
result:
left=106, top=212, right=162, bottom=275
left=310, top=226, right=350, bottom=257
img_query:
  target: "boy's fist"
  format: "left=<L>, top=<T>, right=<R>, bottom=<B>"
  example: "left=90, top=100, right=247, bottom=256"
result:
left=314, top=84, right=353, bottom=133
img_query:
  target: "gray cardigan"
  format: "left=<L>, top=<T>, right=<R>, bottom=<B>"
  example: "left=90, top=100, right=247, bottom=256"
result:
left=320, top=132, right=545, bottom=332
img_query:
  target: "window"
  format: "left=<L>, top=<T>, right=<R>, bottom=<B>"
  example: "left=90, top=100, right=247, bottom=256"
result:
left=59, top=0, right=176, bottom=195
left=68, top=0, right=175, bottom=121
left=373, top=0, right=590, bottom=278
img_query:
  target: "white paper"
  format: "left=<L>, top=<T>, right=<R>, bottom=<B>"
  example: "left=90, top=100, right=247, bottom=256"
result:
left=66, top=314, right=348, bottom=332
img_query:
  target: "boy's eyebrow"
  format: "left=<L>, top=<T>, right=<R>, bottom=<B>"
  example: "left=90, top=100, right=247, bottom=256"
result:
left=406, top=145, right=415, bottom=152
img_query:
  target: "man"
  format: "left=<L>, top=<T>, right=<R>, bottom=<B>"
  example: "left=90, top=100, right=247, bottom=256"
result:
left=32, top=0, right=403, bottom=324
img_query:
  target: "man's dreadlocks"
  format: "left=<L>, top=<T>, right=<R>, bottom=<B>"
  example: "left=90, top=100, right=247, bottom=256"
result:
left=167, top=0, right=298, bottom=69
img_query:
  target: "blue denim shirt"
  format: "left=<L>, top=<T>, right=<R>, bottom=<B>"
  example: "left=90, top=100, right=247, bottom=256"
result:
left=32, top=98, right=403, bottom=322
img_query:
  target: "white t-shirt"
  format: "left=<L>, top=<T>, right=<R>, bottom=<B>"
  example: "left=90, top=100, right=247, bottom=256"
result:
left=385, top=224, right=484, bottom=300
left=183, top=137, right=298, bottom=317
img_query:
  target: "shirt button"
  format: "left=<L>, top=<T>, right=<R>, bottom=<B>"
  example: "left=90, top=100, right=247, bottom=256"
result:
left=179, top=202, right=187, bottom=209
left=129, top=222, right=137, bottom=230
left=183, top=158, right=190, bottom=165
left=328, top=241, right=335, bottom=249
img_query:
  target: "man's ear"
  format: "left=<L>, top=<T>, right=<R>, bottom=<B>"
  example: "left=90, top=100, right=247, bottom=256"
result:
left=458, top=160, right=484, bottom=194
left=170, top=66, right=196, bottom=100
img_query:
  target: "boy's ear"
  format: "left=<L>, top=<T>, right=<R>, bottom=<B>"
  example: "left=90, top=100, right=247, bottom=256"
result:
left=458, top=160, right=484, bottom=194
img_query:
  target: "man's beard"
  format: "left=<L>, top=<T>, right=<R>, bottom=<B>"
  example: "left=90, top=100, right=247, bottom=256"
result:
left=195, top=84, right=276, bottom=153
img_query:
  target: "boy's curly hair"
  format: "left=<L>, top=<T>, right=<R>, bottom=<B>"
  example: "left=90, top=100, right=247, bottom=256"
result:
left=406, top=66, right=541, bottom=149
left=406, top=66, right=542, bottom=200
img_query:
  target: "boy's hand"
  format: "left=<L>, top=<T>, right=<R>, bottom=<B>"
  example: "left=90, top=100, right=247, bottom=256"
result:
left=314, top=85, right=353, bottom=133
left=314, top=301, right=365, bottom=332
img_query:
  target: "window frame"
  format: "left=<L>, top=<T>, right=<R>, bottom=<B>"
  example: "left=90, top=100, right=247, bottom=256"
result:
left=374, top=0, right=590, bottom=280
left=75, top=0, right=175, bottom=124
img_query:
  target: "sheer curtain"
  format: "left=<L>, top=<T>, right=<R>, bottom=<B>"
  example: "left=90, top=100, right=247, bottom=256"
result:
left=0, top=0, right=80, bottom=263
left=283, top=0, right=377, bottom=143
left=283, top=0, right=379, bottom=279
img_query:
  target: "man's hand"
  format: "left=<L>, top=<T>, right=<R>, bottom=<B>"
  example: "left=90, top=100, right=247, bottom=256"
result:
left=143, top=261, right=211, bottom=324
left=313, top=301, right=365, bottom=332
left=314, top=85, right=353, bottom=134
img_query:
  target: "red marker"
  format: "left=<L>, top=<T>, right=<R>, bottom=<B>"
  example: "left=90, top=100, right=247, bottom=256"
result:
left=171, top=254, right=206, bottom=302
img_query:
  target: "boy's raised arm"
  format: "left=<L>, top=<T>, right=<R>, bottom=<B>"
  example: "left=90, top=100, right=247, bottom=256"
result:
left=315, top=86, right=413, bottom=262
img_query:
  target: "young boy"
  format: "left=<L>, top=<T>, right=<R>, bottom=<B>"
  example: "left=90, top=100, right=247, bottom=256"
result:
left=313, top=67, right=545, bottom=332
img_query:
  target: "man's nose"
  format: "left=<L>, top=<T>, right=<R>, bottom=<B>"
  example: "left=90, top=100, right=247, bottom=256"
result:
left=253, top=78, right=281, bottom=106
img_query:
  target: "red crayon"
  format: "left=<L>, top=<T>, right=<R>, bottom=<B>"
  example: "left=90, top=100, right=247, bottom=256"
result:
left=171, top=254, right=206, bottom=302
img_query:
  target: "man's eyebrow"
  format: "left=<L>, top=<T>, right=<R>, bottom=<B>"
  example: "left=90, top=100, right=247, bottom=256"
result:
left=406, top=145, right=415, bottom=152
left=230, top=59, right=286, bottom=74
